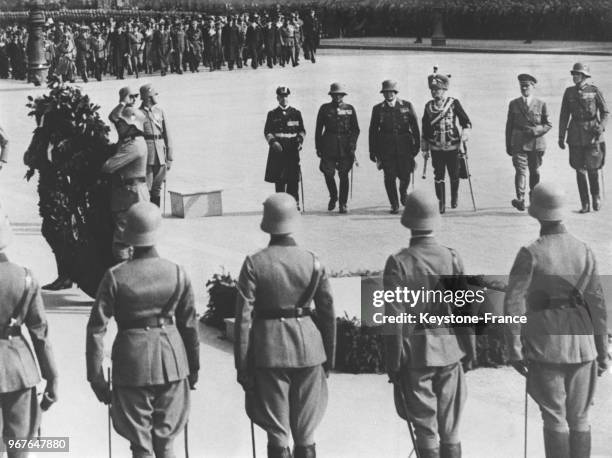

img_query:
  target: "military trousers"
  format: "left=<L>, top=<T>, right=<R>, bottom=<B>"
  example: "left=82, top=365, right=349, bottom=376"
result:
left=0, top=387, right=41, bottom=458
left=527, top=360, right=597, bottom=433
left=512, top=150, right=543, bottom=200
left=248, top=366, right=328, bottom=447
left=395, top=362, right=466, bottom=450
left=146, top=163, right=167, bottom=201
left=111, top=379, right=190, bottom=458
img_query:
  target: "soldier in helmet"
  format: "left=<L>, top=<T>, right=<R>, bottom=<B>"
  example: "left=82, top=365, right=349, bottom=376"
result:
left=421, top=73, right=471, bottom=213
left=384, top=189, right=470, bottom=458
left=314, top=82, right=360, bottom=213
left=369, top=80, right=420, bottom=214
left=505, top=73, right=552, bottom=211
left=559, top=63, right=609, bottom=212
left=0, top=208, right=59, bottom=455
left=87, top=201, right=199, bottom=458
left=235, top=192, right=335, bottom=458
left=103, top=99, right=149, bottom=261
left=264, top=87, right=306, bottom=208
left=504, top=182, right=608, bottom=457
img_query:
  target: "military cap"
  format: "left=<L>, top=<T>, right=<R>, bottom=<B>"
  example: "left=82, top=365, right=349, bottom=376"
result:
left=276, top=86, right=290, bottom=96
left=528, top=183, right=565, bottom=221
left=328, top=82, right=347, bottom=95
left=518, top=73, right=537, bottom=85
left=570, top=62, right=591, bottom=78
left=429, top=74, right=450, bottom=90
left=401, top=189, right=440, bottom=230
left=261, top=193, right=300, bottom=234
left=140, top=83, right=158, bottom=99
left=380, top=79, right=398, bottom=93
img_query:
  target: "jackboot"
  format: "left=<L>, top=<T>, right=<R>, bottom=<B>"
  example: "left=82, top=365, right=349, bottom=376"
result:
left=399, top=179, right=409, bottom=206
left=417, top=447, right=440, bottom=458
left=42, top=251, right=73, bottom=290
left=577, top=172, right=590, bottom=213
left=543, top=428, right=570, bottom=458
left=324, top=175, right=338, bottom=211
left=384, top=177, right=399, bottom=213
left=440, top=442, right=461, bottom=458
left=569, top=430, right=591, bottom=458
left=435, top=181, right=446, bottom=214
left=294, top=443, right=316, bottom=458
left=267, top=444, right=292, bottom=458
left=450, top=179, right=459, bottom=208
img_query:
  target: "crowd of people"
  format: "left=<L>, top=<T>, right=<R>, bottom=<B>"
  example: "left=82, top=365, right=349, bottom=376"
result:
left=0, top=8, right=321, bottom=82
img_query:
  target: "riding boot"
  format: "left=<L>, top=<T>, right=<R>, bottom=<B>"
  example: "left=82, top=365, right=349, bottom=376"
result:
left=440, top=442, right=461, bottom=458
left=450, top=179, right=459, bottom=208
left=267, top=444, right=292, bottom=458
left=417, top=447, right=440, bottom=458
left=569, top=430, right=591, bottom=458
left=399, top=179, right=409, bottom=206
left=543, top=429, right=570, bottom=458
left=324, top=175, right=338, bottom=211
left=384, top=176, right=399, bottom=213
left=588, top=170, right=601, bottom=211
left=577, top=172, right=590, bottom=213
left=294, top=443, right=316, bottom=458
left=435, top=181, right=446, bottom=214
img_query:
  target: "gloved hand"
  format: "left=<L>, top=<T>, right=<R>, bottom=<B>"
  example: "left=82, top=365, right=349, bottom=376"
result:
left=461, top=128, right=470, bottom=143
left=461, top=357, right=474, bottom=373
left=558, top=138, right=566, bottom=150
left=592, top=123, right=604, bottom=136
left=40, top=378, right=58, bottom=411
left=237, top=370, right=254, bottom=392
left=322, top=362, right=331, bottom=378
left=422, top=150, right=430, bottom=160
left=369, top=152, right=377, bottom=163
left=511, top=360, right=528, bottom=377
left=188, top=372, right=198, bottom=389
left=597, top=357, right=608, bottom=377
left=165, top=159, right=172, bottom=171
left=90, top=381, right=111, bottom=405
left=269, top=140, right=283, bottom=154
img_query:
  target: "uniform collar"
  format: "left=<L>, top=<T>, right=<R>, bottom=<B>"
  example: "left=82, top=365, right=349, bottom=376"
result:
left=385, top=98, right=397, bottom=107
left=540, top=222, right=567, bottom=236
left=409, top=234, right=437, bottom=246
left=278, top=104, right=291, bottom=111
left=0, top=252, right=8, bottom=263
left=269, top=235, right=297, bottom=247
left=132, top=247, right=160, bottom=259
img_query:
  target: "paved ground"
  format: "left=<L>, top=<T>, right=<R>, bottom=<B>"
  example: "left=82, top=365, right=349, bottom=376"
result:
left=321, top=37, right=612, bottom=55
left=1, top=47, right=611, bottom=457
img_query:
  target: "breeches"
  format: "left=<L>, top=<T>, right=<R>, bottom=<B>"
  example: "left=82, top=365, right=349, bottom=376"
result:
left=431, top=149, right=459, bottom=183
left=512, top=150, right=543, bottom=198
left=527, top=360, right=597, bottom=433
left=0, top=387, right=41, bottom=458
left=146, top=164, right=167, bottom=199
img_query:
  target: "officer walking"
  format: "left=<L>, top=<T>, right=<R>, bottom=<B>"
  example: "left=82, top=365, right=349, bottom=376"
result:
left=86, top=201, right=199, bottom=458
left=504, top=182, right=608, bottom=457
left=369, top=80, right=420, bottom=214
left=384, top=189, right=470, bottom=458
left=264, top=87, right=306, bottom=208
left=234, top=193, right=335, bottom=458
left=559, top=63, right=608, bottom=212
left=314, top=82, right=360, bottom=213
left=421, top=73, right=471, bottom=213
left=0, top=209, right=59, bottom=455
left=505, top=73, right=552, bottom=211
left=140, top=83, right=172, bottom=207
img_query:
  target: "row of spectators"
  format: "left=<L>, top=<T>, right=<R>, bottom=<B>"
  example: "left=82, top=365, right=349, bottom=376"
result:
left=0, top=9, right=322, bottom=82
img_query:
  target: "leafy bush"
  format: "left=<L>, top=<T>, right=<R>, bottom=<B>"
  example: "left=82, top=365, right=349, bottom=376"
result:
left=200, top=269, right=237, bottom=330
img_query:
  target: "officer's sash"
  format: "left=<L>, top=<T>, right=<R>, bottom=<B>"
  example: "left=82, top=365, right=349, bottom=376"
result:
left=428, top=97, right=455, bottom=126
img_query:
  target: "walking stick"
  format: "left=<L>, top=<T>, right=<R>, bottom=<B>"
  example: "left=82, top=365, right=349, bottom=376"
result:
left=601, top=168, right=606, bottom=199
left=107, top=367, right=112, bottom=458
left=524, top=377, right=528, bottom=458
left=350, top=167, right=354, bottom=201
left=422, top=156, right=428, bottom=179
left=163, top=179, right=167, bottom=216
left=250, top=419, right=257, bottom=458
left=394, top=380, right=421, bottom=458
left=184, top=421, right=190, bottom=458
left=461, top=142, right=477, bottom=211
left=299, top=167, right=305, bottom=213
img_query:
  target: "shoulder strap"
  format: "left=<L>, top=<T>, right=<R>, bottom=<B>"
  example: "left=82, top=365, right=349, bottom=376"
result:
left=296, top=254, right=322, bottom=309
left=429, top=97, right=455, bottom=126
left=11, top=268, right=33, bottom=324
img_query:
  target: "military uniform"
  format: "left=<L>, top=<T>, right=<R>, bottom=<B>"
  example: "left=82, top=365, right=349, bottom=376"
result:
left=369, top=81, right=420, bottom=213
left=504, top=183, right=608, bottom=457
left=559, top=63, right=608, bottom=212
left=384, top=190, right=468, bottom=458
left=103, top=109, right=149, bottom=261
left=315, top=84, right=360, bottom=212
left=264, top=91, right=305, bottom=205
left=86, top=202, right=199, bottom=458
left=235, top=193, right=335, bottom=458
left=421, top=74, right=471, bottom=212
left=505, top=74, right=552, bottom=209
left=140, top=87, right=172, bottom=208
left=1, top=217, right=58, bottom=456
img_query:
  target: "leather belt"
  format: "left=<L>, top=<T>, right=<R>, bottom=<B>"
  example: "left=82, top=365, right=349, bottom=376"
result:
left=274, top=133, right=298, bottom=138
left=118, top=316, right=174, bottom=331
left=0, top=327, right=21, bottom=340
left=145, top=134, right=164, bottom=140
left=254, top=308, right=313, bottom=320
